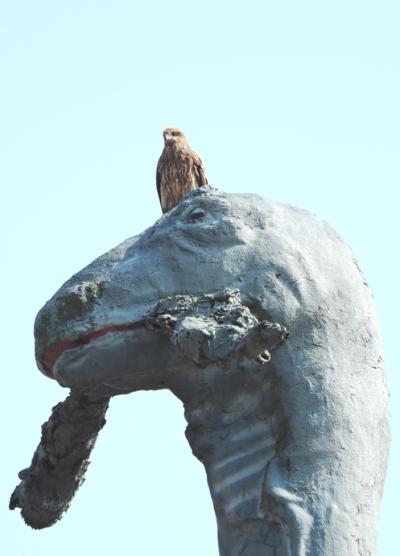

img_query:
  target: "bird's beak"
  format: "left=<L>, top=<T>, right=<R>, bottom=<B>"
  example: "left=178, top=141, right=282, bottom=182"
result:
left=164, top=134, right=172, bottom=142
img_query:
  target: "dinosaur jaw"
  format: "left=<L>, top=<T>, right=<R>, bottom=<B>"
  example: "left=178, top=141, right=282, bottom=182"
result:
left=40, top=322, right=188, bottom=394
left=36, top=320, right=146, bottom=379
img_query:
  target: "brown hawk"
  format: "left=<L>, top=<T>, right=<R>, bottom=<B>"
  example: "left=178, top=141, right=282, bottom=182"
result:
left=156, top=128, right=208, bottom=213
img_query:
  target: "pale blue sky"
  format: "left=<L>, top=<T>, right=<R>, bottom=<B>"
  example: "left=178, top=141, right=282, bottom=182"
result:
left=1, top=1, right=399, bottom=554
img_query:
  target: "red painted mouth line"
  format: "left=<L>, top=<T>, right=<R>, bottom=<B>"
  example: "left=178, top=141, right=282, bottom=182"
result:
left=40, top=319, right=146, bottom=379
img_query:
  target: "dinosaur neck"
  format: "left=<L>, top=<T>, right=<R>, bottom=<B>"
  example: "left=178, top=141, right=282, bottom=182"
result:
left=181, top=369, right=291, bottom=556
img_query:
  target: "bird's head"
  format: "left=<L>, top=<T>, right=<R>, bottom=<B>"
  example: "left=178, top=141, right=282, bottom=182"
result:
left=163, top=127, right=187, bottom=145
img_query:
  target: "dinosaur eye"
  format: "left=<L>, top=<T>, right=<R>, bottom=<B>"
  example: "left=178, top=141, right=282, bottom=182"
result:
left=188, top=208, right=206, bottom=222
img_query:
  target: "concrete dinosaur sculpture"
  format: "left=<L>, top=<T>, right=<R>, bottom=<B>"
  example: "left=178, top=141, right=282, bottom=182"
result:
left=10, top=187, right=389, bottom=555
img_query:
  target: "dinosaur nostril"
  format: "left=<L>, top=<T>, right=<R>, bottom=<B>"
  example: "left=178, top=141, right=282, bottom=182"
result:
left=56, top=293, right=87, bottom=322
left=55, top=281, right=105, bottom=323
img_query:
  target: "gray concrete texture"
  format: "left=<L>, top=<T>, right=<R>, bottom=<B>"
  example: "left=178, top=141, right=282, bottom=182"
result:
left=10, top=187, right=389, bottom=555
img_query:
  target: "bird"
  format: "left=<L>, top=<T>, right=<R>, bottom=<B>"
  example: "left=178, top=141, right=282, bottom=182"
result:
left=156, top=128, right=208, bottom=213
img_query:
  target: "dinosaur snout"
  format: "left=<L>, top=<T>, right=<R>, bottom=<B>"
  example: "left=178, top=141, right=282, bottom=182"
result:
left=34, top=280, right=106, bottom=378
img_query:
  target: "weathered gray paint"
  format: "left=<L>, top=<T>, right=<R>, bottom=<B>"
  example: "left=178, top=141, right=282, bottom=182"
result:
left=11, top=188, right=389, bottom=555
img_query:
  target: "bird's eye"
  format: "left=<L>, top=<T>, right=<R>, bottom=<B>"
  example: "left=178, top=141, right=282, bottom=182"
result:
left=172, top=132, right=178, bottom=136
left=188, top=208, right=206, bottom=222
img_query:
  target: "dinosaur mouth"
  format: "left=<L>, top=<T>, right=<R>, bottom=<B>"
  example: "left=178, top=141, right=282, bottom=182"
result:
left=38, top=320, right=146, bottom=378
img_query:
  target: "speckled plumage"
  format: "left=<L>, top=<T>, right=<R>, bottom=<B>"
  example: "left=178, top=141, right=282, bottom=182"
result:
left=156, top=128, right=208, bottom=213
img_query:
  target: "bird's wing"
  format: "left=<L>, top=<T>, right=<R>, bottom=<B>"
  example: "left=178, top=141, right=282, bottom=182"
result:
left=156, top=158, right=162, bottom=204
left=193, top=154, right=208, bottom=186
